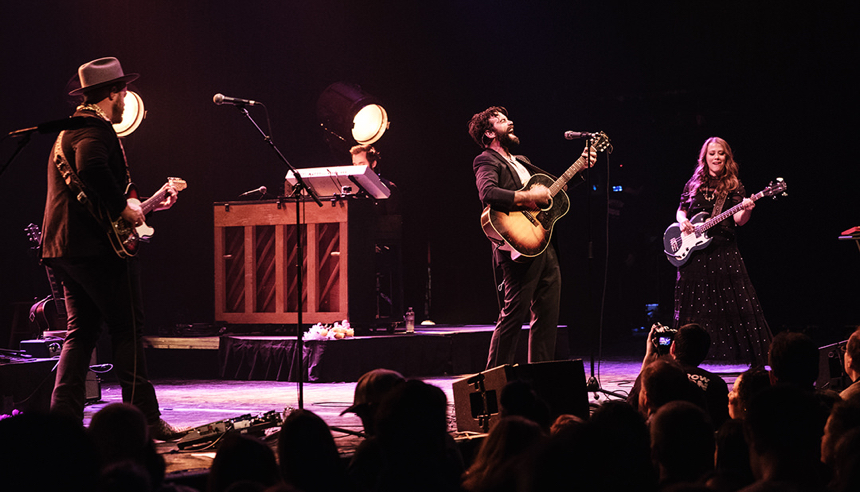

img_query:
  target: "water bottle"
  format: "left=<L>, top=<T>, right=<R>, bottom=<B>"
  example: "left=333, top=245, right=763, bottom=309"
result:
left=405, top=307, right=415, bottom=333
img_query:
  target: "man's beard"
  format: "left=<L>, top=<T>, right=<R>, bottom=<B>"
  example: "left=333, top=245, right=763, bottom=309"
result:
left=111, top=97, right=125, bottom=124
left=499, top=130, right=520, bottom=149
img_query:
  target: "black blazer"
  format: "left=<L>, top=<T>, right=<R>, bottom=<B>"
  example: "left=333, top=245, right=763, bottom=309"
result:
left=473, top=148, right=584, bottom=211
left=474, top=149, right=544, bottom=212
left=42, top=113, right=130, bottom=258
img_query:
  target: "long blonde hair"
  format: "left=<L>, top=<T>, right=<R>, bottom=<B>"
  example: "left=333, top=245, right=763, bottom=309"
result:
left=689, top=137, right=740, bottom=197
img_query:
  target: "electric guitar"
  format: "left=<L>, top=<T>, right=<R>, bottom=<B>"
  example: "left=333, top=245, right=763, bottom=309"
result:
left=108, top=177, right=187, bottom=258
left=481, top=132, right=612, bottom=261
left=24, top=223, right=68, bottom=335
left=663, top=178, right=787, bottom=267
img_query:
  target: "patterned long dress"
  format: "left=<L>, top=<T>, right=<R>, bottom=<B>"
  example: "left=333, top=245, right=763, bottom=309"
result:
left=673, top=177, right=773, bottom=365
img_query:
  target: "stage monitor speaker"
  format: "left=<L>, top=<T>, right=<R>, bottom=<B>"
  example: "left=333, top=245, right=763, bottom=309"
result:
left=452, top=359, right=588, bottom=433
left=817, top=340, right=849, bottom=392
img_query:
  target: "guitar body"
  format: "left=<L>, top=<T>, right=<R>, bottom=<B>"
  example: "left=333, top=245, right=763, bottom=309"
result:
left=107, top=183, right=141, bottom=258
left=663, top=212, right=712, bottom=267
left=29, top=295, right=68, bottom=335
left=481, top=173, right=570, bottom=260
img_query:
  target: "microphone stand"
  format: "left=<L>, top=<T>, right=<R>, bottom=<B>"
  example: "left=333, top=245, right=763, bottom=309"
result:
left=2, top=116, right=90, bottom=178
left=0, top=131, right=34, bottom=179
left=581, top=136, right=626, bottom=401
left=232, top=105, right=322, bottom=410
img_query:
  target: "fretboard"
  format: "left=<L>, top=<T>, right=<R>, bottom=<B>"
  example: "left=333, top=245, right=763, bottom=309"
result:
left=549, top=156, right=588, bottom=196
left=140, top=187, right=169, bottom=215
left=700, top=190, right=765, bottom=232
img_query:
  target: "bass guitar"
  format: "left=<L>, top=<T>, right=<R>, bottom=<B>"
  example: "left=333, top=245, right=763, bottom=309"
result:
left=481, top=132, right=612, bottom=261
left=663, top=178, right=787, bottom=267
left=108, top=177, right=187, bottom=258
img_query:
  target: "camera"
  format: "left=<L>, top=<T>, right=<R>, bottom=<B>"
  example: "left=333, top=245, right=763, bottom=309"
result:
left=650, top=323, right=678, bottom=356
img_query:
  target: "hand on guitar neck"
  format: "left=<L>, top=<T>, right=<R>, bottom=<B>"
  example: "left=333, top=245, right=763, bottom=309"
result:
left=109, top=178, right=187, bottom=258
left=582, top=143, right=598, bottom=169
left=678, top=197, right=756, bottom=234
left=120, top=181, right=179, bottom=227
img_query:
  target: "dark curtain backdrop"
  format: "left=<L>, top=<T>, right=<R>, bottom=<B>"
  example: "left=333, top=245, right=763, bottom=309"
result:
left=1, top=1, right=856, bottom=350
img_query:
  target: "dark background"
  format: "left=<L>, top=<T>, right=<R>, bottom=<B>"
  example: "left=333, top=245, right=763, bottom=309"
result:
left=1, top=1, right=857, bottom=354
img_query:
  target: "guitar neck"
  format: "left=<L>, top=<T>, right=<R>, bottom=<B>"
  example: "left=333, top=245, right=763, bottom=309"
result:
left=140, top=187, right=168, bottom=215
left=549, top=156, right=588, bottom=196
left=700, top=191, right=764, bottom=232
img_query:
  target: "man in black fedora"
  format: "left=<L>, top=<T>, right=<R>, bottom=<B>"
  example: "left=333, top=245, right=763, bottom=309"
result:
left=42, top=57, right=185, bottom=440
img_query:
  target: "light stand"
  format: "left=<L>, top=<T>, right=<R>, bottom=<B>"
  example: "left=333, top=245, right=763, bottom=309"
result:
left=232, top=105, right=322, bottom=409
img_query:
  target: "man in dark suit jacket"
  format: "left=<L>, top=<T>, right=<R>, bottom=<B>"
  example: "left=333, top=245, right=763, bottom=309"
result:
left=42, top=57, right=184, bottom=440
left=468, top=106, right=594, bottom=369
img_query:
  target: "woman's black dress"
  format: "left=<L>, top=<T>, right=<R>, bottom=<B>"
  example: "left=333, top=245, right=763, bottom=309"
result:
left=673, top=178, right=773, bottom=365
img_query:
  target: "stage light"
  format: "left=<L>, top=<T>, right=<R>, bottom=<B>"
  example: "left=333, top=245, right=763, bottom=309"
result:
left=317, top=82, right=389, bottom=147
left=114, top=90, right=145, bottom=137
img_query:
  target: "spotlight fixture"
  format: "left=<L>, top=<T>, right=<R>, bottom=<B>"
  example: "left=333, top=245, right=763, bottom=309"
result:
left=317, top=82, right=389, bottom=147
left=114, top=90, right=146, bottom=137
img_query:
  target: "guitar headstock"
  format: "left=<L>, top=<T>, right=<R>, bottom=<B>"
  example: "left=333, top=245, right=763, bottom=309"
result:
left=762, top=177, right=788, bottom=198
left=167, top=177, right=188, bottom=192
left=590, top=132, right=613, bottom=154
left=24, top=223, right=41, bottom=246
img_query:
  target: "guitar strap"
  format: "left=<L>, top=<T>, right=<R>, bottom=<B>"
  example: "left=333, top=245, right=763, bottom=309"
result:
left=712, top=192, right=728, bottom=217
left=52, top=131, right=112, bottom=230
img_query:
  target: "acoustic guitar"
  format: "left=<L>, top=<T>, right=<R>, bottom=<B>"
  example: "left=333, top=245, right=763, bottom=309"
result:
left=25, top=223, right=67, bottom=335
left=481, top=132, right=612, bottom=261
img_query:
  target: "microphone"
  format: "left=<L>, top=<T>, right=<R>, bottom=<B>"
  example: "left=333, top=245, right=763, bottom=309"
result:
left=239, top=185, right=267, bottom=197
left=213, top=93, right=260, bottom=106
left=8, top=116, right=89, bottom=138
left=564, top=131, right=598, bottom=140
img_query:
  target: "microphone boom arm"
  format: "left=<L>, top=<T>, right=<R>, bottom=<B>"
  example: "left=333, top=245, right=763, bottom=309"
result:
left=233, top=106, right=322, bottom=207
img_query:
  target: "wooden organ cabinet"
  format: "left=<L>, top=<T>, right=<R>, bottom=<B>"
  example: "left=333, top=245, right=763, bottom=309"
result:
left=213, top=198, right=402, bottom=328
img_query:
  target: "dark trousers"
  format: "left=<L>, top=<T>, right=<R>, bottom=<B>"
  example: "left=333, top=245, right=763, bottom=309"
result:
left=486, top=245, right=561, bottom=369
left=46, top=255, right=161, bottom=424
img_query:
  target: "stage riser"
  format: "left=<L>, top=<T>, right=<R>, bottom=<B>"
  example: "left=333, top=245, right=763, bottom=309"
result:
left=214, top=326, right=570, bottom=382
left=140, top=326, right=570, bottom=382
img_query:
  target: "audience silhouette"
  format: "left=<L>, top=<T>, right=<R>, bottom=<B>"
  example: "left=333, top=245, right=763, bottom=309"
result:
left=8, top=329, right=860, bottom=492
left=277, top=409, right=354, bottom=492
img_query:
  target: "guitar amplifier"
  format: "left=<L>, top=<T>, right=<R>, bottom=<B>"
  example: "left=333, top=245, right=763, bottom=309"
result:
left=18, top=337, right=101, bottom=403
